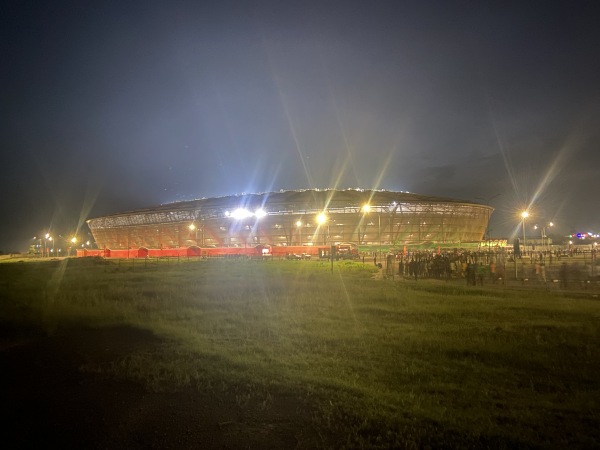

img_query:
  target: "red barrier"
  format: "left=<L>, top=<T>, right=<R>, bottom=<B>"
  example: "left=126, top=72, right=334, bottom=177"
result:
left=76, top=244, right=332, bottom=259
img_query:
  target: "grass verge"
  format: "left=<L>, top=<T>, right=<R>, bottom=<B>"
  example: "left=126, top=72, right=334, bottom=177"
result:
left=0, top=257, right=598, bottom=448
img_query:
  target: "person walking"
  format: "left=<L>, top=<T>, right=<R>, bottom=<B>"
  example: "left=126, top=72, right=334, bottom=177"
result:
left=489, top=261, right=497, bottom=283
left=541, top=263, right=547, bottom=283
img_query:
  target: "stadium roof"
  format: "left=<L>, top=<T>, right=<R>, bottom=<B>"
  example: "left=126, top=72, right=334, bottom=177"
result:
left=90, top=189, right=487, bottom=220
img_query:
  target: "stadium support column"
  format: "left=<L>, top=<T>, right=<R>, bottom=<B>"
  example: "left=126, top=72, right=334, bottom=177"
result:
left=378, top=213, right=381, bottom=261
left=295, top=219, right=303, bottom=245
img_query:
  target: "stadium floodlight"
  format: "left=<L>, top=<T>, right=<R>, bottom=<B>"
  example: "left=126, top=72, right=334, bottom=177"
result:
left=316, top=212, right=327, bottom=224
left=362, top=204, right=371, bottom=213
left=254, top=208, right=267, bottom=218
left=71, top=237, right=77, bottom=244
left=231, top=208, right=252, bottom=220
left=189, top=223, right=196, bottom=231
left=296, top=220, right=302, bottom=227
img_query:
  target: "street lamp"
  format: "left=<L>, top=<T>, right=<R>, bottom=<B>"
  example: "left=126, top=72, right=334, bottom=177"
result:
left=33, top=236, right=42, bottom=256
left=70, top=236, right=77, bottom=256
left=362, top=204, right=382, bottom=259
left=545, top=222, right=554, bottom=250
left=44, top=233, right=50, bottom=257
left=316, top=212, right=327, bottom=245
left=521, top=211, right=529, bottom=256
left=534, top=222, right=554, bottom=251
left=189, top=223, right=197, bottom=244
left=361, top=205, right=371, bottom=245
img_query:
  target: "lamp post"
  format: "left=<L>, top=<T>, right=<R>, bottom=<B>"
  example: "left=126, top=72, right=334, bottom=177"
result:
left=70, top=236, right=77, bottom=257
left=33, top=236, right=42, bottom=256
left=521, top=211, right=529, bottom=256
left=316, top=212, right=331, bottom=271
left=44, top=233, right=50, bottom=257
left=534, top=222, right=554, bottom=252
left=544, top=222, right=553, bottom=251
left=361, top=205, right=370, bottom=245
left=317, top=212, right=327, bottom=245
left=189, top=223, right=197, bottom=245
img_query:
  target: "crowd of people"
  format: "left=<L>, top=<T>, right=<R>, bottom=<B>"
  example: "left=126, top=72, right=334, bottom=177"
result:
left=369, top=248, right=598, bottom=287
left=393, top=251, right=507, bottom=284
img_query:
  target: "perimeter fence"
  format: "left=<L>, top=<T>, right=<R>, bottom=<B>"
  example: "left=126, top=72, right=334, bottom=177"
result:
left=378, top=249, right=599, bottom=292
left=64, top=249, right=600, bottom=293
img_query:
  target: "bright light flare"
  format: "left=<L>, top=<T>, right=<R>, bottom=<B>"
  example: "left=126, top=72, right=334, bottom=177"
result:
left=231, top=208, right=253, bottom=220
left=362, top=204, right=371, bottom=213
left=189, top=223, right=196, bottom=231
left=317, top=212, right=327, bottom=224
left=521, top=211, right=529, bottom=219
left=227, top=208, right=267, bottom=220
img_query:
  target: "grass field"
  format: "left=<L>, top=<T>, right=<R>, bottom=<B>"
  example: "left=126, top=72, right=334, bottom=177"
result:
left=1, top=257, right=598, bottom=448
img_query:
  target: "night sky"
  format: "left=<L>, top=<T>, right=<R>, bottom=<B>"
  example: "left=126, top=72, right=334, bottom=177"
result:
left=2, top=0, right=599, bottom=251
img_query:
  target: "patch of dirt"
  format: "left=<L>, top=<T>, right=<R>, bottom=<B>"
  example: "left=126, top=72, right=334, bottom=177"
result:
left=0, top=323, right=327, bottom=449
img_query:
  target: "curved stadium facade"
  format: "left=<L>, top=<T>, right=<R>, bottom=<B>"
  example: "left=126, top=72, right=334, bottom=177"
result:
left=86, top=189, right=493, bottom=254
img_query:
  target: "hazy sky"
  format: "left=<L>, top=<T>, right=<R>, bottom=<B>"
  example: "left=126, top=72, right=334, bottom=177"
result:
left=1, top=0, right=599, bottom=251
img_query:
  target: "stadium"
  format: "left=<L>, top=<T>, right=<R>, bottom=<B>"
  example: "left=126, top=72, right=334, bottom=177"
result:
left=82, top=189, right=493, bottom=258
